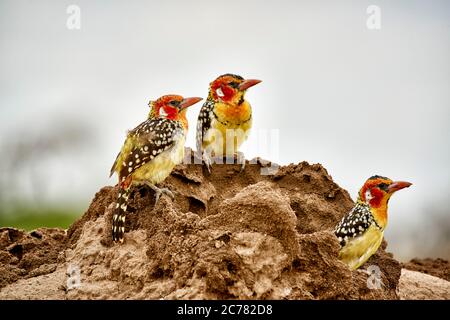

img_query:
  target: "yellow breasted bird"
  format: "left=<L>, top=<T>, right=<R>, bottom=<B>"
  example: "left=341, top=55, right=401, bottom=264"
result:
left=335, top=175, right=412, bottom=270
left=196, top=74, right=261, bottom=172
left=110, top=95, right=202, bottom=242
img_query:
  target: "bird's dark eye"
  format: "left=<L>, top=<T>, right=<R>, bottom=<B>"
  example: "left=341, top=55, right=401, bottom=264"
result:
left=170, top=100, right=180, bottom=107
left=378, top=183, right=389, bottom=191
left=229, top=82, right=239, bottom=89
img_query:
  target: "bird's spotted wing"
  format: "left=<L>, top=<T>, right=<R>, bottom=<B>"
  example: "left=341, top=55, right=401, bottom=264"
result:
left=196, top=99, right=215, bottom=153
left=334, top=203, right=377, bottom=247
left=118, top=118, right=183, bottom=183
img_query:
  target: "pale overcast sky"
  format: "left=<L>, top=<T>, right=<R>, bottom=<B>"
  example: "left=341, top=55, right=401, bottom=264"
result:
left=1, top=0, right=449, bottom=260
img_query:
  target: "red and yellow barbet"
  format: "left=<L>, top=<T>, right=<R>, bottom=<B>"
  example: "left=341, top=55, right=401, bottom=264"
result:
left=335, top=175, right=412, bottom=270
left=196, top=74, right=261, bottom=172
left=109, top=95, right=202, bottom=242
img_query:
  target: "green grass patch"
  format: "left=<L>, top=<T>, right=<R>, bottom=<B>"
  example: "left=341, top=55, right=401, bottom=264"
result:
left=0, top=206, right=82, bottom=230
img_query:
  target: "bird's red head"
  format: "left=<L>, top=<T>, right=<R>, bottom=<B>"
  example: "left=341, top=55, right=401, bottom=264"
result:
left=358, top=175, right=412, bottom=209
left=150, top=94, right=202, bottom=124
left=209, top=74, right=261, bottom=104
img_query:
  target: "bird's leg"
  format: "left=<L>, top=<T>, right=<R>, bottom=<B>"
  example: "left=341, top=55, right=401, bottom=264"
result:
left=237, top=151, right=246, bottom=172
left=223, top=152, right=245, bottom=171
left=144, top=182, right=174, bottom=205
left=202, top=150, right=212, bottom=173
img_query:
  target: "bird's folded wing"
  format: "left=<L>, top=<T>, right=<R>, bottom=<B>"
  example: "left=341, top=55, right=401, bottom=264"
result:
left=335, top=204, right=374, bottom=246
left=117, top=118, right=182, bottom=181
left=196, top=100, right=215, bottom=152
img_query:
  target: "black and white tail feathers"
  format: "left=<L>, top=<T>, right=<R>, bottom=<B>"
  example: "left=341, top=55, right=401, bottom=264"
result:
left=112, top=187, right=130, bottom=242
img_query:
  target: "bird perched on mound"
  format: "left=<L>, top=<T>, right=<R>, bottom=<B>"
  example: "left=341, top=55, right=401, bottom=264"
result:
left=196, top=74, right=261, bottom=172
left=335, top=175, right=412, bottom=270
left=110, top=95, right=202, bottom=242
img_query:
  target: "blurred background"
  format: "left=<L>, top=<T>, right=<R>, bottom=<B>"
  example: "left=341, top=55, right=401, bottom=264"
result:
left=0, top=0, right=449, bottom=261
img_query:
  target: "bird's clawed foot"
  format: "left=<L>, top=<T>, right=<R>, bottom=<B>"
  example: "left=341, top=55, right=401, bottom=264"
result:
left=225, top=152, right=245, bottom=172
left=154, top=187, right=174, bottom=205
left=145, top=183, right=175, bottom=205
left=201, top=151, right=245, bottom=172
left=226, top=152, right=246, bottom=171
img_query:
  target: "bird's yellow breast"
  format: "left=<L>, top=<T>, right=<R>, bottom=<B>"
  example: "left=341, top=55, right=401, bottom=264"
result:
left=203, top=101, right=252, bottom=156
left=131, top=136, right=185, bottom=185
left=338, top=225, right=384, bottom=270
left=214, top=101, right=252, bottom=123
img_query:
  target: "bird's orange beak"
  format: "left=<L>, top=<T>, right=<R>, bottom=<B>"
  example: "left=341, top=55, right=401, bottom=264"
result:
left=387, top=181, right=412, bottom=193
left=179, top=97, right=202, bottom=109
left=239, top=79, right=262, bottom=91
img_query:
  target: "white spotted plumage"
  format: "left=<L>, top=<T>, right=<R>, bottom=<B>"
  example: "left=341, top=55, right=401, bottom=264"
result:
left=334, top=202, right=378, bottom=247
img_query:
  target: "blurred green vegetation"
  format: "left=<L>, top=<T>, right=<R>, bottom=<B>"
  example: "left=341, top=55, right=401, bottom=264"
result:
left=0, top=206, right=82, bottom=230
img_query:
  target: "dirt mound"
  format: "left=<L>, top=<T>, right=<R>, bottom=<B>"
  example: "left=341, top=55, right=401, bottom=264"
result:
left=403, top=258, right=450, bottom=282
left=1, top=151, right=444, bottom=299
left=398, top=269, right=450, bottom=300
left=0, top=227, right=66, bottom=289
